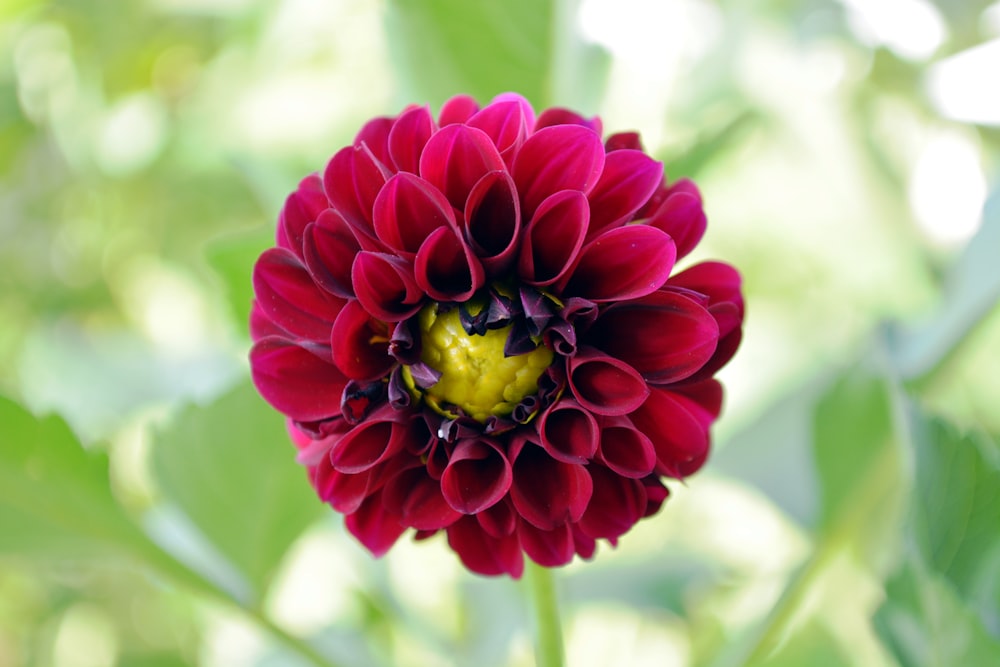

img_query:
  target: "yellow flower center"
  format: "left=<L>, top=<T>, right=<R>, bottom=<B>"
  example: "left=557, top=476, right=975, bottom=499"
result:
left=408, top=301, right=553, bottom=422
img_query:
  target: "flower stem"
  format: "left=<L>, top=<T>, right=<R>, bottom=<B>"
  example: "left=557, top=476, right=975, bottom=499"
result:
left=526, top=561, right=565, bottom=667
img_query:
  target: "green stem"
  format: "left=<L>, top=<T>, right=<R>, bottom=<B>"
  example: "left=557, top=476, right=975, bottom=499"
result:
left=525, top=561, right=565, bottom=667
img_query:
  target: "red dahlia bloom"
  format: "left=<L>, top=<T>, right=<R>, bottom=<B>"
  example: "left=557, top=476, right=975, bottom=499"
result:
left=249, top=93, right=744, bottom=578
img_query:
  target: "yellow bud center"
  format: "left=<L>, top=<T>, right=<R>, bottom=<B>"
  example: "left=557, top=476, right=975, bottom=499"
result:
left=408, top=302, right=553, bottom=422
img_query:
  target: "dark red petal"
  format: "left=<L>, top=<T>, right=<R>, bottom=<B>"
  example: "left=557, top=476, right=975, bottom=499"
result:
left=302, top=210, right=361, bottom=298
left=642, top=476, right=670, bottom=517
left=567, top=347, right=649, bottom=417
left=672, top=379, right=724, bottom=422
left=630, top=386, right=710, bottom=478
left=666, top=261, right=744, bottom=316
left=589, top=290, right=720, bottom=384
left=512, top=125, right=605, bottom=219
left=538, top=398, right=599, bottom=464
left=604, top=132, right=643, bottom=152
left=372, top=173, right=455, bottom=256
left=277, top=173, right=327, bottom=256
left=468, top=96, right=532, bottom=161
left=414, top=225, right=485, bottom=302
left=586, top=150, right=663, bottom=239
left=518, top=519, right=575, bottom=567
left=351, top=251, right=424, bottom=322
left=250, top=300, right=284, bottom=341
left=441, top=438, right=512, bottom=514
left=345, top=492, right=406, bottom=558
left=597, top=415, right=656, bottom=478
left=647, top=188, right=707, bottom=260
left=253, top=247, right=342, bottom=341
left=388, top=105, right=435, bottom=173
left=313, top=455, right=377, bottom=514
left=329, top=408, right=410, bottom=473
left=382, top=465, right=461, bottom=530
left=566, top=225, right=676, bottom=302
left=447, top=515, right=524, bottom=578
left=477, top=497, right=517, bottom=538
left=330, top=299, right=393, bottom=382
left=517, top=190, right=588, bottom=287
left=534, top=108, right=602, bottom=135
left=419, top=124, right=506, bottom=209
left=438, top=94, right=479, bottom=126
left=578, top=465, right=646, bottom=541
left=510, top=444, right=592, bottom=530
left=250, top=336, right=347, bottom=422
left=573, top=524, right=597, bottom=559
left=464, top=170, right=521, bottom=277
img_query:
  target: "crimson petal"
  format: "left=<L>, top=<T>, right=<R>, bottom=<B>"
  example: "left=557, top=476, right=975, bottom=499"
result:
left=419, top=124, right=506, bottom=209
left=518, top=519, right=575, bottom=567
left=464, top=170, right=521, bottom=277
left=538, top=398, right=599, bottom=463
left=647, top=187, right=707, bottom=259
left=586, top=149, right=663, bottom=239
left=382, top=465, right=461, bottom=530
left=302, top=210, right=361, bottom=298
left=510, top=443, right=592, bottom=530
left=597, top=415, right=656, bottom=478
left=323, top=145, right=389, bottom=231
left=578, top=465, right=647, bottom=541
left=329, top=407, right=410, bottom=473
left=414, top=225, right=485, bottom=302
left=512, top=125, right=605, bottom=219
left=666, top=261, right=744, bottom=316
left=476, top=497, right=517, bottom=538
left=330, top=299, right=393, bottom=381
left=250, top=336, right=347, bottom=422
left=345, top=492, right=406, bottom=558
left=441, top=438, right=512, bottom=514
left=438, top=94, right=479, bottom=125
left=353, top=116, right=394, bottom=167
left=373, top=172, right=455, bottom=256
left=629, top=386, right=711, bottom=478
left=517, top=190, right=588, bottom=287
left=567, top=347, right=649, bottom=417
left=388, top=105, right=435, bottom=173
left=468, top=96, right=532, bottom=161
left=565, top=225, right=676, bottom=302
left=313, top=455, right=378, bottom=514
left=276, top=173, right=327, bottom=256
left=253, top=247, right=342, bottom=341
left=351, top=251, right=424, bottom=322
left=447, top=515, right=524, bottom=577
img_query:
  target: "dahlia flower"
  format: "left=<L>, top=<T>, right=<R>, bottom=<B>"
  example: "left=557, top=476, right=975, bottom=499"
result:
left=249, top=93, right=744, bottom=577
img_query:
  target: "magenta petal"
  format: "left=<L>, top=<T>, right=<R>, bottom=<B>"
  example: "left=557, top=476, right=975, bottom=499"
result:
left=253, top=247, right=342, bottom=340
left=382, top=465, right=461, bottom=531
left=353, top=116, right=394, bottom=167
left=667, top=261, right=744, bottom=314
left=388, top=105, right=435, bottom=173
left=512, top=125, right=605, bottom=219
left=589, top=290, right=720, bottom=384
left=329, top=409, right=409, bottom=473
left=414, top=225, right=485, bottom=302
left=277, top=173, right=327, bottom=256
left=517, top=190, right=588, bottom=287
left=330, top=299, right=393, bottom=381
left=647, top=187, right=707, bottom=260
left=597, top=415, right=656, bottom=478
left=447, top=515, right=524, bottom=578
left=565, top=225, right=676, bottom=302
left=518, top=519, right=575, bottom=567
left=578, top=465, right=646, bottom=541
left=510, top=444, right=592, bottom=530
left=373, top=173, right=455, bottom=256
left=534, top=108, right=602, bottom=135
left=302, top=211, right=361, bottom=298
left=630, top=386, right=710, bottom=478
left=586, top=149, right=663, bottom=239
left=464, top=170, right=521, bottom=277
left=441, top=438, right=512, bottom=514
left=468, top=96, right=532, bottom=161
left=250, top=300, right=285, bottom=341
left=351, top=252, right=424, bottom=322
left=323, top=145, right=389, bottom=231
left=250, top=336, right=347, bottom=422
left=438, top=94, right=479, bottom=126
left=345, top=492, right=406, bottom=558
left=567, top=347, right=649, bottom=417
left=419, top=124, right=506, bottom=209
left=538, top=398, right=599, bottom=464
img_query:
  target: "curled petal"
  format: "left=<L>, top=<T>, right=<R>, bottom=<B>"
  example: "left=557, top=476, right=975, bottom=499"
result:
left=382, top=465, right=461, bottom=530
left=419, top=124, right=506, bottom=209
left=345, top=492, right=406, bottom=558
left=323, top=145, right=389, bottom=231
left=468, top=96, right=532, bottom=161
left=630, top=386, right=711, bottom=478
left=414, top=225, right=485, bottom=302
left=441, top=438, right=512, bottom=514
left=538, top=398, right=599, bottom=463
left=250, top=336, right=347, bottom=422
left=589, top=290, right=720, bottom=384
left=329, top=406, right=411, bottom=473
left=586, top=149, right=663, bottom=239
left=510, top=443, right=592, bottom=530
left=567, top=347, right=649, bottom=417
left=464, top=170, right=521, bottom=277
left=518, top=519, right=575, bottom=567
left=352, top=252, right=424, bottom=322
left=253, top=247, right=342, bottom=341
left=313, top=455, right=379, bottom=514
left=566, top=225, right=676, bottom=302
left=597, top=415, right=656, bottom=478
left=330, top=299, right=393, bottom=381
left=438, top=94, right=479, bottom=126
left=666, top=261, right=744, bottom=318
left=447, top=515, right=524, bottom=578
left=388, top=105, right=435, bottom=173
left=373, top=173, right=455, bottom=256
left=302, top=211, right=362, bottom=298
left=517, top=190, right=588, bottom=287
left=647, top=187, right=707, bottom=259
left=578, top=465, right=647, bottom=541
left=477, top=497, right=517, bottom=538
left=277, top=173, right=327, bottom=256
left=512, top=125, right=605, bottom=219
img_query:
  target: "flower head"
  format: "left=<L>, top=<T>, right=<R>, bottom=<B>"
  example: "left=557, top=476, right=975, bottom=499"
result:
left=249, top=93, right=744, bottom=577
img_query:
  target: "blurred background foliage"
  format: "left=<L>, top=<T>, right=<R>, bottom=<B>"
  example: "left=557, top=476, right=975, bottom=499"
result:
left=1, top=0, right=999, bottom=665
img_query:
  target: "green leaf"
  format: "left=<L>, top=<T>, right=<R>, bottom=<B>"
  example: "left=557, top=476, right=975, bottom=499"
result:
left=205, top=225, right=275, bottom=331
left=384, top=0, right=609, bottom=110
left=0, top=395, right=153, bottom=557
left=746, top=620, right=850, bottom=667
left=875, top=552, right=1000, bottom=667
left=151, top=381, right=324, bottom=600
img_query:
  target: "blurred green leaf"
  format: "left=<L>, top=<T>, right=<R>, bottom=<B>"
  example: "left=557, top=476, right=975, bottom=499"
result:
left=384, top=0, right=608, bottom=110
left=875, top=552, right=1000, bottom=667
left=660, top=109, right=762, bottom=181
left=747, top=619, right=849, bottom=667
left=205, top=225, right=274, bottom=331
left=152, top=381, right=323, bottom=600
left=0, top=396, right=152, bottom=557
